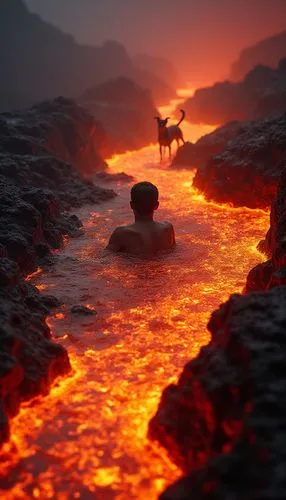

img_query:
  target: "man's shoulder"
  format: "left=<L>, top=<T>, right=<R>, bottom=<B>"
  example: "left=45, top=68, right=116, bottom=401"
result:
left=112, top=224, right=137, bottom=235
left=110, top=224, right=142, bottom=242
left=157, top=221, right=174, bottom=231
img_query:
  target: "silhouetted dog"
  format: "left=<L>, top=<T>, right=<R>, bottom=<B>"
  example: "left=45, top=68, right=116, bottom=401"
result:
left=154, top=109, right=185, bottom=160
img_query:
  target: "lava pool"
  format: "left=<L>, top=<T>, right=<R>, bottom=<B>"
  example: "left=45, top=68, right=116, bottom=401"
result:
left=1, top=122, right=269, bottom=499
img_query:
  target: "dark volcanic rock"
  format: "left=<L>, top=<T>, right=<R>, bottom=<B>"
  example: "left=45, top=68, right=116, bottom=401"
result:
left=0, top=258, right=71, bottom=446
left=0, top=96, right=116, bottom=450
left=262, top=166, right=286, bottom=256
left=149, top=286, right=286, bottom=500
left=246, top=162, right=286, bottom=293
left=0, top=97, right=116, bottom=273
left=94, top=171, right=134, bottom=183
left=0, top=96, right=107, bottom=175
left=172, top=122, right=243, bottom=169
left=180, top=58, right=286, bottom=125
left=71, top=305, right=97, bottom=316
left=79, top=77, right=160, bottom=156
left=230, top=31, right=286, bottom=81
left=41, top=295, right=63, bottom=309
left=0, top=177, right=106, bottom=275
left=0, top=1, right=174, bottom=112
left=192, top=114, right=286, bottom=209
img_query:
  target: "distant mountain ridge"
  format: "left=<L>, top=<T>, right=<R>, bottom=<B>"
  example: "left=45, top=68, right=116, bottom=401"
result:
left=230, top=31, right=286, bottom=81
left=133, top=53, right=179, bottom=87
left=0, top=0, right=175, bottom=112
left=179, top=58, right=286, bottom=125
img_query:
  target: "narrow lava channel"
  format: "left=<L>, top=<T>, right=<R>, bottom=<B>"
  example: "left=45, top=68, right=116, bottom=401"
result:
left=1, top=110, right=269, bottom=499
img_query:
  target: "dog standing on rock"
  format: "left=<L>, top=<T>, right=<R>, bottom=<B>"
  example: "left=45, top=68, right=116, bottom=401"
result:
left=154, top=109, right=185, bottom=161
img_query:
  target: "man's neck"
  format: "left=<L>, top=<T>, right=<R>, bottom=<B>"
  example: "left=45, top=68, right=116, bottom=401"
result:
left=134, top=213, right=154, bottom=223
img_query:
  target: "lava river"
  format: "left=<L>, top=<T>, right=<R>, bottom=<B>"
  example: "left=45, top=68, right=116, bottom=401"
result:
left=0, top=111, right=269, bottom=499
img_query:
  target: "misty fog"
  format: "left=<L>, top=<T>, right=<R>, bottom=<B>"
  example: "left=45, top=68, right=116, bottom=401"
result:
left=25, top=0, right=286, bottom=84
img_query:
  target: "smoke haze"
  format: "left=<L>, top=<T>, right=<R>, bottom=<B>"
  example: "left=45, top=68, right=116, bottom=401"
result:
left=25, top=0, right=286, bottom=84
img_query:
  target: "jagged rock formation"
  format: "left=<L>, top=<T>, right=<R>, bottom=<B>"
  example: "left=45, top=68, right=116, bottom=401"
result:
left=180, top=58, right=286, bottom=125
left=0, top=96, right=107, bottom=175
left=149, top=285, right=286, bottom=500
left=0, top=96, right=115, bottom=272
left=0, top=0, right=175, bottom=112
left=79, top=77, right=159, bottom=156
left=0, top=97, right=115, bottom=448
left=0, top=177, right=85, bottom=274
left=178, top=114, right=286, bottom=209
left=172, top=121, right=243, bottom=169
left=230, top=31, right=286, bottom=81
left=133, top=54, right=179, bottom=87
left=246, top=161, right=286, bottom=293
left=0, top=258, right=71, bottom=445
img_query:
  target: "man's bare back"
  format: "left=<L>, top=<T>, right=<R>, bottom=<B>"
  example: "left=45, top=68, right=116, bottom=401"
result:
left=106, top=181, right=175, bottom=255
left=107, top=220, right=175, bottom=254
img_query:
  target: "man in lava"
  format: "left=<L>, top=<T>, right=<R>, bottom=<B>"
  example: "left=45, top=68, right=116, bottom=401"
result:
left=107, top=181, right=175, bottom=254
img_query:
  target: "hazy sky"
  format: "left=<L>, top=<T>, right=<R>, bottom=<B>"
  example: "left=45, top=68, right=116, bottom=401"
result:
left=25, top=0, right=286, bottom=84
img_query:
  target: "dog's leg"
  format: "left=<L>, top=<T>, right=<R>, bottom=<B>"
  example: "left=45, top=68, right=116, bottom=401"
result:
left=168, top=144, right=171, bottom=158
left=160, top=144, right=163, bottom=161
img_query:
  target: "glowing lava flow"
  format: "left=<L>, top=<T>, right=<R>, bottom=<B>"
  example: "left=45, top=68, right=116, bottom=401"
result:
left=0, top=114, right=269, bottom=499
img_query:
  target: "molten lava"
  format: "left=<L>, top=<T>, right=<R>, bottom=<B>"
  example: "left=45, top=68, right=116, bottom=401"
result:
left=0, top=107, right=269, bottom=499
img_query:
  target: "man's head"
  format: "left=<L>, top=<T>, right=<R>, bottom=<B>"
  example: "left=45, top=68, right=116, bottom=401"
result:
left=130, top=182, right=159, bottom=217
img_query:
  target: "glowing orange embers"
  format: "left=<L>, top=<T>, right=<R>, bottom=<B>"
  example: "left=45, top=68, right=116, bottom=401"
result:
left=0, top=103, right=269, bottom=499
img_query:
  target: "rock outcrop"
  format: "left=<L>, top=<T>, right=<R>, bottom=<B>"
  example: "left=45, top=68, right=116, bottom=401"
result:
left=190, top=114, right=286, bottom=209
left=0, top=96, right=107, bottom=176
left=0, top=97, right=115, bottom=448
left=0, top=97, right=115, bottom=273
left=230, top=31, right=286, bottom=81
left=172, top=121, right=244, bottom=169
left=149, top=286, right=286, bottom=500
left=0, top=0, right=175, bottom=112
left=180, top=58, right=286, bottom=125
left=79, top=77, right=159, bottom=156
left=0, top=258, right=71, bottom=445
left=246, top=161, right=286, bottom=293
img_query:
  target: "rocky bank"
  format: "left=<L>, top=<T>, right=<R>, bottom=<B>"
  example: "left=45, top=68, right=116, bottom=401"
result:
left=0, top=97, right=115, bottom=446
left=150, top=285, right=286, bottom=500
left=173, top=113, right=286, bottom=209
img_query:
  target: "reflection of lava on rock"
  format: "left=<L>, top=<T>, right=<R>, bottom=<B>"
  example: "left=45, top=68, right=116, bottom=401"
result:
left=0, top=114, right=269, bottom=499
left=151, top=287, right=286, bottom=500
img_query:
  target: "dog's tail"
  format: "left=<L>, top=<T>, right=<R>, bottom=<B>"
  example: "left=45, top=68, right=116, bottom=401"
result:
left=176, top=109, right=185, bottom=127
